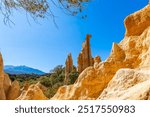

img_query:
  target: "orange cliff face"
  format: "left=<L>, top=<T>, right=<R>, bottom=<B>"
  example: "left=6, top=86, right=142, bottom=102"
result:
left=51, top=4, right=150, bottom=100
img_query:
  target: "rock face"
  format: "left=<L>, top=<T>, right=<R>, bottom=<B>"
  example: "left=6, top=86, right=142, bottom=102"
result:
left=17, top=83, right=48, bottom=100
left=77, top=34, right=94, bottom=73
left=0, top=53, right=22, bottom=100
left=36, top=82, right=47, bottom=94
left=3, top=73, right=11, bottom=95
left=125, top=4, right=150, bottom=36
left=21, top=81, right=30, bottom=91
left=94, top=56, right=101, bottom=69
left=98, top=69, right=150, bottom=100
left=64, top=53, right=73, bottom=84
left=7, top=80, right=20, bottom=100
left=52, top=4, right=150, bottom=100
left=0, top=53, right=6, bottom=100
left=0, top=53, right=12, bottom=100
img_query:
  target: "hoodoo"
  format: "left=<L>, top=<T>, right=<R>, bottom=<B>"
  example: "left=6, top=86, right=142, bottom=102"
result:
left=52, top=4, right=150, bottom=100
left=77, top=34, right=94, bottom=73
left=64, top=53, right=73, bottom=84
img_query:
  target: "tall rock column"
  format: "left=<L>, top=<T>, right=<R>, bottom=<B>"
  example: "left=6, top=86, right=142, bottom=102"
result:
left=77, top=34, right=94, bottom=73
left=0, top=53, right=6, bottom=99
left=0, top=53, right=12, bottom=100
left=64, top=53, right=73, bottom=84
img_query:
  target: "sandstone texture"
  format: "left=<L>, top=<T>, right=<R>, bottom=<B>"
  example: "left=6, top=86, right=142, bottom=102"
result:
left=0, top=53, right=22, bottom=100
left=3, top=73, right=11, bottom=95
left=98, top=69, right=150, bottom=100
left=17, top=83, right=48, bottom=100
left=21, top=81, right=30, bottom=91
left=52, top=4, right=150, bottom=100
left=125, top=4, right=150, bottom=36
left=64, top=53, right=73, bottom=84
left=36, top=82, right=48, bottom=94
left=7, top=80, right=20, bottom=100
left=0, top=53, right=6, bottom=100
left=0, top=53, right=12, bottom=100
left=77, top=34, right=94, bottom=73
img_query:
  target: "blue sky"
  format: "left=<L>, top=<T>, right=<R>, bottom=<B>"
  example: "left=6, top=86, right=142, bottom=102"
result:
left=0, top=0, right=148, bottom=72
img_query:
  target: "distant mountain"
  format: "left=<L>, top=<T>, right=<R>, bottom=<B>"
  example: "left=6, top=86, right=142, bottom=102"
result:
left=4, top=65, right=45, bottom=75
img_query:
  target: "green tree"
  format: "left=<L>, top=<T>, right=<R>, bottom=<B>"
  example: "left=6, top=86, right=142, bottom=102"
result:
left=68, top=71, right=79, bottom=84
left=40, top=76, right=52, bottom=87
left=50, top=65, right=65, bottom=74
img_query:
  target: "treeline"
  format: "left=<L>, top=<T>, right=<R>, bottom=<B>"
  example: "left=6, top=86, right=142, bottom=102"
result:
left=8, top=65, right=79, bottom=98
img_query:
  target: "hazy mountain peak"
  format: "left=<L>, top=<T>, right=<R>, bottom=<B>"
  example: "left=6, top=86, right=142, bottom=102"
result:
left=4, top=65, right=45, bottom=75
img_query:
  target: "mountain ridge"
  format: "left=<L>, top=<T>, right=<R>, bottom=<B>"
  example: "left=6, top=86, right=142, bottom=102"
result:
left=4, top=65, right=45, bottom=75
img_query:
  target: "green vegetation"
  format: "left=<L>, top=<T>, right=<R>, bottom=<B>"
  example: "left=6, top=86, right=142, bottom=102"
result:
left=8, top=74, right=42, bottom=87
left=8, top=65, right=79, bottom=98
left=68, top=72, right=79, bottom=84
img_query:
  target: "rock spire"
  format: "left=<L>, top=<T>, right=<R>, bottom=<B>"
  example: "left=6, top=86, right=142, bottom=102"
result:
left=64, top=53, right=73, bottom=84
left=77, top=34, right=94, bottom=73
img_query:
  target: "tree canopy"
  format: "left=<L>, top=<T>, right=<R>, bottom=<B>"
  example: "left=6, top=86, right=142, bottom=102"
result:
left=0, top=0, right=90, bottom=24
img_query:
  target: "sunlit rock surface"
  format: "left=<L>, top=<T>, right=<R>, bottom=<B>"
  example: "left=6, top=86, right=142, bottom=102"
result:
left=17, top=83, right=48, bottom=100
left=52, top=4, right=150, bottom=100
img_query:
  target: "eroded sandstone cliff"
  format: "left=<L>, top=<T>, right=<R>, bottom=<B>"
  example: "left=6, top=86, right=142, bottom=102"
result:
left=98, top=69, right=150, bottom=100
left=52, top=4, right=150, bottom=100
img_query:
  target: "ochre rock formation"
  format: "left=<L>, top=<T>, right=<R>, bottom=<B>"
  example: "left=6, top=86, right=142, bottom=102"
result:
left=3, top=73, right=11, bottom=95
left=52, top=44, right=126, bottom=100
left=64, top=53, right=73, bottom=84
left=0, top=75, right=6, bottom=100
left=7, top=80, right=20, bottom=100
left=77, top=34, right=94, bottom=73
left=36, top=82, right=48, bottom=94
left=17, top=83, right=48, bottom=100
left=0, top=53, right=21, bottom=100
left=98, top=69, right=150, bottom=100
left=94, top=56, right=101, bottom=69
left=0, top=53, right=12, bottom=100
left=0, top=53, right=6, bottom=100
left=52, top=4, right=150, bottom=100
left=94, top=56, right=101, bottom=63
left=125, top=4, right=150, bottom=36
left=21, top=81, right=30, bottom=91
